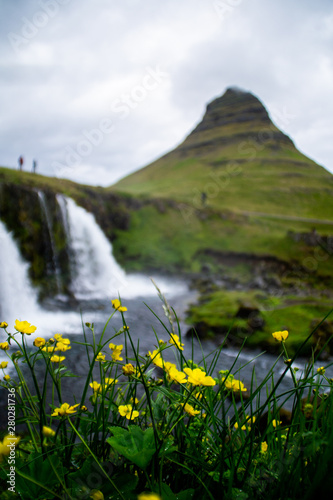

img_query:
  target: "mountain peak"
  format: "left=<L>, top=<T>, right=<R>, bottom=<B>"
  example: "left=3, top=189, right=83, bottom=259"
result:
left=177, top=86, right=294, bottom=154
left=192, top=87, right=271, bottom=134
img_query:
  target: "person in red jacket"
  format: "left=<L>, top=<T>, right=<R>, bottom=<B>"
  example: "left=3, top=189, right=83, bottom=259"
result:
left=18, top=156, right=24, bottom=171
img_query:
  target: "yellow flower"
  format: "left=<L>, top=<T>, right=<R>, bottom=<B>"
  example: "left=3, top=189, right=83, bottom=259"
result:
left=0, top=361, right=8, bottom=369
left=14, top=319, right=37, bottom=335
left=317, top=366, right=326, bottom=375
left=272, top=330, right=289, bottom=342
left=183, top=403, right=200, bottom=416
left=0, top=435, right=20, bottom=462
left=33, top=337, right=46, bottom=348
left=118, top=404, right=139, bottom=420
left=183, top=367, right=216, bottom=386
left=0, top=322, right=8, bottom=329
left=96, top=352, right=106, bottom=362
left=0, top=342, right=9, bottom=351
left=51, top=402, right=79, bottom=417
left=42, top=426, right=56, bottom=437
left=169, top=333, right=184, bottom=351
left=109, top=343, right=123, bottom=361
left=105, top=377, right=118, bottom=388
left=50, top=355, right=66, bottom=363
left=111, top=299, right=127, bottom=312
left=303, top=403, right=313, bottom=418
left=261, top=441, right=268, bottom=453
left=90, top=490, right=104, bottom=500
left=272, top=419, right=281, bottom=428
left=55, top=341, right=71, bottom=352
left=163, top=361, right=176, bottom=373
left=148, top=350, right=163, bottom=368
left=138, top=493, right=162, bottom=500
left=54, top=333, right=63, bottom=341
left=4, top=375, right=10, bottom=382
left=122, top=363, right=135, bottom=376
left=42, top=346, right=56, bottom=353
left=90, top=381, right=102, bottom=393
left=130, top=397, right=139, bottom=405
left=224, top=378, right=247, bottom=392
left=234, top=415, right=255, bottom=431
left=167, top=367, right=187, bottom=384
left=81, top=405, right=88, bottom=411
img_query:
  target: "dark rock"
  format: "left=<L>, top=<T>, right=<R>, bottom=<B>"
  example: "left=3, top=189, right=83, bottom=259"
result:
left=235, top=304, right=260, bottom=319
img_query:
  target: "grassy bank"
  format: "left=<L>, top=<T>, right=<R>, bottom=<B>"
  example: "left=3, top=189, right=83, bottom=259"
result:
left=186, top=290, right=333, bottom=356
left=1, top=295, right=333, bottom=499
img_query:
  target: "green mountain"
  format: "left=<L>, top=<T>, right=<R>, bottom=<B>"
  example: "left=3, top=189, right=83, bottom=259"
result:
left=113, top=87, right=333, bottom=220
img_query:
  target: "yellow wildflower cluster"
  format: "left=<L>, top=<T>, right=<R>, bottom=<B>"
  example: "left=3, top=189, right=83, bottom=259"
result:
left=169, top=334, right=184, bottom=351
left=234, top=415, right=256, bottom=431
left=122, top=363, right=135, bottom=376
left=109, top=343, right=123, bottom=361
left=260, top=441, right=268, bottom=454
left=182, top=403, right=200, bottom=417
left=184, top=367, right=216, bottom=387
left=111, top=299, right=127, bottom=312
left=42, top=426, right=56, bottom=438
left=0, top=322, right=8, bottom=329
left=0, top=435, right=20, bottom=462
left=14, top=319, right=37, bottom=335
left=138, top=493, right=161, bottom=500
left=96, top=352, right=106, bottom=362
left=118, top=404, right=139, bottom=420
left=51, top=402, right=79, bottom=417
left=272, top=330, right=289, bottom=342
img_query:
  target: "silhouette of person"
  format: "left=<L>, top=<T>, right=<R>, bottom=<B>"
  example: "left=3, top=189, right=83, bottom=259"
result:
left=32, top=159, right=37, bottom=173
left=18, top=156, right=24, bottom=171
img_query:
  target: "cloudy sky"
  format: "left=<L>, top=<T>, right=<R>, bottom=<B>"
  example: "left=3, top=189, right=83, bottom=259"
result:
left=0, top=0, right=333, bottom=186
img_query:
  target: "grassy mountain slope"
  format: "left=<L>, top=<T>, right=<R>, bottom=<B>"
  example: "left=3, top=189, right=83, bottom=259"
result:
left=112, top=88, right=333, bottom=220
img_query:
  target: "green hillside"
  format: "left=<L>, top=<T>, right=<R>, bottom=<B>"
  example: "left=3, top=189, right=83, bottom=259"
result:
left=110, top=88, right=333, bottom=349
left=112, top=88, right=333, bottom=220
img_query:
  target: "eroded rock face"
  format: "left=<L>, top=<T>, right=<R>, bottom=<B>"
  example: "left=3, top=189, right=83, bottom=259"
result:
left=0, top=182, right=133, bottom=299
left=0, top=183, right=71, bottom=298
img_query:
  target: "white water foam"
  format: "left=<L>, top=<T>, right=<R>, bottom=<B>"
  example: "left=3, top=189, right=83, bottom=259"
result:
left=0, top=220, right=82, bottom=342
left=62, top=196, right=187, bottom=300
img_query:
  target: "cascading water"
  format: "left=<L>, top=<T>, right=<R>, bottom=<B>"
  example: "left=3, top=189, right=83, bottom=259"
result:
left=0, top=220, right=40, bottom=323
left=0, top=220, right=81, bottom=344
left=58, top=196, right=128, bottom=299
left=59, top=196, right=187, bottom=300
left=38, top=191, right=63, bottom=293
left=0, top=194, right=187, bottom=338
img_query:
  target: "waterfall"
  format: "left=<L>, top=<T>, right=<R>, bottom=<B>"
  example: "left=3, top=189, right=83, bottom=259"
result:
left=0, top=220, right=40, bottom=322
left=58, top=196, right=128, bottom=299
left=59, top=196, right=187, bottom=300
left=0, top=219, right=82, bottom=345
left=37, top=191, right=62, bottom=293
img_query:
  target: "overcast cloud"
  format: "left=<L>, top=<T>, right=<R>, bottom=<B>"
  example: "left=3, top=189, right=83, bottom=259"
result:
left=0, top=0, right=332, bottom=186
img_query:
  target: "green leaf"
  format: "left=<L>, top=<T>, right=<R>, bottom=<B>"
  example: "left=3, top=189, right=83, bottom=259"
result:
left=107, top=425, right=156, bottom=469
left=175, top=489, right=195, bottom=500
left=15, top=453, right=64, bottom=499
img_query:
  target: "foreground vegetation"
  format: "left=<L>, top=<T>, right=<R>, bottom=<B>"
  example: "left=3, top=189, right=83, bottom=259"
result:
left=1, top=290, right=333, bottom=499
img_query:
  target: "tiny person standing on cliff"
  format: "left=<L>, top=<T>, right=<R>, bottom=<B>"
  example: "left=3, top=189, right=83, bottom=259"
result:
left=32, top=159, right=37, bottom=173
left=18, top=156, right=24, bottom=171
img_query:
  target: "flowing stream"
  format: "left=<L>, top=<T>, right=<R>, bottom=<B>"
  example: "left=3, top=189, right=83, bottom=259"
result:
left=0, top=198, right=331, bottom=414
